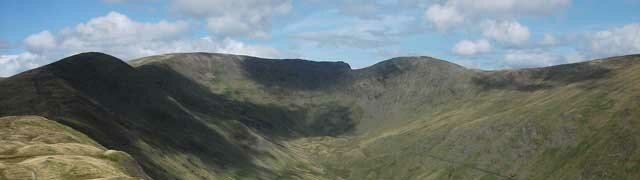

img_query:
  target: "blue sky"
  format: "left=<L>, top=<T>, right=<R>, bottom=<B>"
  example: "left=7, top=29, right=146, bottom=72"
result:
left=1, top=0, right=639, bottom=76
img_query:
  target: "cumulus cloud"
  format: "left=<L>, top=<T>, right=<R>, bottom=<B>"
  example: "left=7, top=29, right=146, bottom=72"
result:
left=538, top=34, right=558, bottom=46
left=24, top=31, right=56, bottom=53
left=0, top=52, right=42, bottom=77
left=47, top=11, right=279, bottom=59
left=503, top=50, right=563, bottom=68
left=424, top=4, right=465, bottom=32
left=423, top=0, right=570, bottom=32
left=481, top=20, right=530, bottom=46
left=293, top=15, right=418, bottom=49
left=452, top=39, right=491, bottom=56
left=190, top=37, right=282, bottom=58
left=502, top=50, right=584, bottom=68
left=446, top=0, right=571, bottom=17
left=60, top=12, right=188, bottom=47
left=0, top=11, right=283, bottom=77
left=171, top=0, right=291, bottom=38
left=42, top=11, right=190, bottom=59
left=585, top=23, right=640, bottom=57
left=563, top=51, right=586, bottom=63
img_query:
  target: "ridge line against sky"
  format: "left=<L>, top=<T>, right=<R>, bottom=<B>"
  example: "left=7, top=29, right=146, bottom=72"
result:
left=0, top=0, right=639, bottom=77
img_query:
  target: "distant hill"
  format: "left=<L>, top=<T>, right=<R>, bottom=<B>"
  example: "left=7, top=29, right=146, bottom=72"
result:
left=1, top=52, right=639, bottom=179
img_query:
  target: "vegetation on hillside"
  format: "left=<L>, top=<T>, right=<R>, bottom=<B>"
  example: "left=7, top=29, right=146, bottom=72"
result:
left=1, top=52, right=639, bottom=179
left=0, top=115, right=150, bottom=179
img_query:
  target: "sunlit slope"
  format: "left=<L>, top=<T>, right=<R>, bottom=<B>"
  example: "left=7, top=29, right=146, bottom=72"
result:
left=132, top=54, right=476, bottom=134
left=289, top=55, right=640, bottom=179
left=0, top=52, right=329, bottom=180
left=0, top=115, right=150, bottom=180
left=134, top=53, right=640, bottom=179
left=0, top=52, right=638, bottom=179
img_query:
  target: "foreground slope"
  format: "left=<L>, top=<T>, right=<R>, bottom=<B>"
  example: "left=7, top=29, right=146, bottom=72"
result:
left=1, top=52, right=639, bottom=179
left=0, top=115, right=150, bottom=179
left=0, top=52, right=327, bottom=179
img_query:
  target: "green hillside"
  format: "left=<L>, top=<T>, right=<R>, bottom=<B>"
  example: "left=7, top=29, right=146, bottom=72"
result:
left=1, top=52, right=639, bottom=179
left=0, top=115, right=150, bottom=179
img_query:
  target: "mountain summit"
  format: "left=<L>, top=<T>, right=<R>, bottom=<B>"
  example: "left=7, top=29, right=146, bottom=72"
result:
left=1, top=52, right=640, bottom=179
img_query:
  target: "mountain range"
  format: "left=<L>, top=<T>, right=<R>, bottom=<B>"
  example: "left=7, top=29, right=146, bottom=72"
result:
left=1, top=52, right=639, bottom=179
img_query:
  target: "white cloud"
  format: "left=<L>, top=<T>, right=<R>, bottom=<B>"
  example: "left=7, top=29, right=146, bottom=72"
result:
left=61, top=12, right=188, bottom=45
left=504, top=50, right=562, bottom=68
left=422, top=0, right=569, bottom=32
left=0, top=52, right=43, bottom=77
left=539, top=34, right=558, bottom=46
left=424, top=4, right=465, bottom=32
left=502, top=50, right=583, bottom=68
left=50, top=11, right=190, bottom=59
left=586, top=23, right=640, bottom=57
left=24, top=31, right=56, bottom=53
left=452, top=39, right=491, bottom=56
left=293, top=15, right=418, bottom=48
left=447, top=0, right=571, bottom=17
left=481, top=20, right=530, bottom=46
left=563, top=51, right=586, bottom=63
left=1, top=11, right=284, bottom=77
left=212, top=38, right=282, bottom=58
left=48, top=11, right=280, bottom=59
left=171, top=0, right=291, bottom=38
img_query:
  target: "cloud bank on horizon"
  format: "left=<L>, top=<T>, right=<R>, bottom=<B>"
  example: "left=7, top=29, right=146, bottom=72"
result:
left=0, top=0, right=639, bottom=76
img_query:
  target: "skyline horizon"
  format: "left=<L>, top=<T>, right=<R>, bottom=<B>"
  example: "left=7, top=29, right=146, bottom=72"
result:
left=1, top=0, right=639, bottom=77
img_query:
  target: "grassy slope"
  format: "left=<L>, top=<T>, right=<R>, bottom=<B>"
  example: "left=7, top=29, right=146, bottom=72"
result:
left=291, top=56, right=640, bottom=179
left=0, top=115, right=150, bottom=179
left=134, top=53, right=640, bottom=179
left=0, top=53, right=328, bottom=180
left=0, top=52, right=638, bottom=179
left=302, top=65, right=638, bottom=179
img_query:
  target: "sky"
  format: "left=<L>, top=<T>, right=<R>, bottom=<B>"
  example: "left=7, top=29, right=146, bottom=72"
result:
left=1, top=0, right=639, bottom=77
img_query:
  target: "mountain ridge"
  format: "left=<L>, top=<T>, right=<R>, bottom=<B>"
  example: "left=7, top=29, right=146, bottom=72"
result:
left=4, top=52, right=637, bottom=80
left=1, top=52, right=639, bottom=179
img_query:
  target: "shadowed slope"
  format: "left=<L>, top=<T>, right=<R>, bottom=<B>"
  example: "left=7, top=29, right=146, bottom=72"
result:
left=290, top=55, right=640, bottom=179
left=132, top=54, right=474, bottom=133
left=133, top=53, right=640, bottom=179
left=133, top=53, right=363, bottom=136
left=0, top=52, right=329, bottom=179
left=1, top=52, right=639, bottom=179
